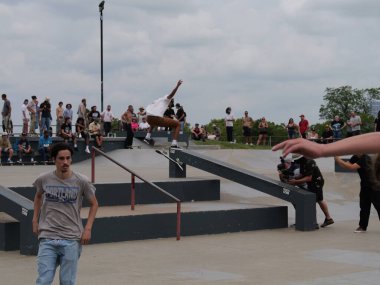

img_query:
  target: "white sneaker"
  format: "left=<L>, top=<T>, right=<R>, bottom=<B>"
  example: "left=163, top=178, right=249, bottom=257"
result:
left=31, top=158, right=34, bottom=163
left=7, top=159, right=13, bottom=164
left=18, top=159, right=22, bottom=163
left=85, top=147, right=90, bottom=154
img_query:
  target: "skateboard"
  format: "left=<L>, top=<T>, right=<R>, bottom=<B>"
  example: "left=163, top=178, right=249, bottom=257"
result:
left=155, top=149, right=183, bottom=171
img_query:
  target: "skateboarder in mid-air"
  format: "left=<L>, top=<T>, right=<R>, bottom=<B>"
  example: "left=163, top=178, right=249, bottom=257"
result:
left=144, top=80, right=183, bottom=149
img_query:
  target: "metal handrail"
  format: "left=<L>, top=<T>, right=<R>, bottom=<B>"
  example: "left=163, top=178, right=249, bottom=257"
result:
left=90, top=146, right=181, bottom=240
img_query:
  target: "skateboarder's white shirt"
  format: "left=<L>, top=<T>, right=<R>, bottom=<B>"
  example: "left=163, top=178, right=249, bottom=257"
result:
left=145, top=95, right=171, bottom=117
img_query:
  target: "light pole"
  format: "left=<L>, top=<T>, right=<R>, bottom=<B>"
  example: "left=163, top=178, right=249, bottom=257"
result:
left=99, top=1, right=105, bottom=112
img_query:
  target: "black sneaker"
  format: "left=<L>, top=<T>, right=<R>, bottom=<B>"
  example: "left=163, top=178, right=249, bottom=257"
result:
left=320, top=218, right=334, bottom=228
left=170, top=144, right=182, bottom=150
left=354, top=226, right=366, bottom=233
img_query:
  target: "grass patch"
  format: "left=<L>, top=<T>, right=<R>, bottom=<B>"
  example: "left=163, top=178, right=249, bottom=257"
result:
left=192, top=140, right=272, bottom=149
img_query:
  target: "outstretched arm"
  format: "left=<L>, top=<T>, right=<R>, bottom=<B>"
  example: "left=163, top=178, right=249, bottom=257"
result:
left=334, top=156, right=360, bottom=171
left=167, top=80, right=183, bottom=99
left=272, top=133, right=380, bottom=158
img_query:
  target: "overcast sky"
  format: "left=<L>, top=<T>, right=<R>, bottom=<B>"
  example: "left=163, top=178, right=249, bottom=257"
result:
left=1, top=0, right=380, bottom=127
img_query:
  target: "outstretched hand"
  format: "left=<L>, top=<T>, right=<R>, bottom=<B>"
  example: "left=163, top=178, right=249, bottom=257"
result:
left=177, top=80, right=183, bottom=87
left=272, top=138, right=324, bottom=159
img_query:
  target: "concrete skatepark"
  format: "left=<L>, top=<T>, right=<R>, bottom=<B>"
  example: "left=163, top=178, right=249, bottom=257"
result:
left=1, top=142, right=379, bottom=284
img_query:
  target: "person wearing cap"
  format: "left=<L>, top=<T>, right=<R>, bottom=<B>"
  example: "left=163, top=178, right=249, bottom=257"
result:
left=17, top=132, right=34, bottom=163
left=287, top=154, right=334, bottom=228
left=39, top=97, right=52, bottom=136
left=137, top=107, right=146, bottom=124
left=21, top=99, right=30, bottom=135
left=143, top=80, right=183, bottom=149
left=307, top=126, right=319, bottom=142
left=100, top=105, right=114, bottom=136
left=0, top=132, right=14, bottom=163
left=298, top=114, right=309, bottom=139
left=191, top=123, right=204, bottom=141
left=27, top=96, right=38, bottom=135
left=175, top=103, right=186, bottom=132
left=1, top=94, right=12, bottom=134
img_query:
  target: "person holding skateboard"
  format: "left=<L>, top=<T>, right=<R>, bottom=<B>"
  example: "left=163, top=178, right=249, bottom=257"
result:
left=144, top=80, right=183, bottom=149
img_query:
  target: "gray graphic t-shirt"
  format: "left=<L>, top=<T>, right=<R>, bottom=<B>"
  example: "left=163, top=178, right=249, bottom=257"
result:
left=33, top=171, right=96, bottom=240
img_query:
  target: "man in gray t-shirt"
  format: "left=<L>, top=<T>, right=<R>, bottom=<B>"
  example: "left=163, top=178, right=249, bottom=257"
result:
left=347, top=111, right=362, bottom=136
left=33, top=142, right=98, bottom=285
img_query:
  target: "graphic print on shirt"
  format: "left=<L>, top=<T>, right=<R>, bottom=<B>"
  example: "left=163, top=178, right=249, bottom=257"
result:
left=45, top=185, right=79, bottom=204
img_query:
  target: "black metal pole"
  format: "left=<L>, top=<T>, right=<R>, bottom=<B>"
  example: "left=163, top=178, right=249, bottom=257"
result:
left=99, top=1, right=105, bottom=112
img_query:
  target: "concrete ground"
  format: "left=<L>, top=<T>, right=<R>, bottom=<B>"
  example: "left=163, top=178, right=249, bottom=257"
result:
left=1, top=146, right=380, bottom=284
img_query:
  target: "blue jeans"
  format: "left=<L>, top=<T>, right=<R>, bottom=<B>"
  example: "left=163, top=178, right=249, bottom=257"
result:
left=40, top=117, right=51, bottom=135
left=36, top=239, right=82, bottom=285
left=333, top=130, right=342, bottom=139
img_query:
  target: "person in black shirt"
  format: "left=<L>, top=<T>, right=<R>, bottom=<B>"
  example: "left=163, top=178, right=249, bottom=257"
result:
left=39, top=97, right=52, bottom=135
left=87, top=106, right=101, bottom=124
left=335, top=154, right=380, bottom=232
left=163, top=100, right=175, bottom=131
left=287, top=155, right=334, bottom=228
left=175, top=103, right=186, bottom=132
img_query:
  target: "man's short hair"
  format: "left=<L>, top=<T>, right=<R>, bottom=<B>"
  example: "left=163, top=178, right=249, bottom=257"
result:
left=31, top=95, right=37, bottom=100
left=50, top=142, right=74, bottom=160
left=1, top=94, right=6, bottom=99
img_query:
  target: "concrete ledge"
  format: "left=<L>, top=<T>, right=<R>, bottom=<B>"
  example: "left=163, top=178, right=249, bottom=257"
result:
left=0, top=213, right=20, bottom=251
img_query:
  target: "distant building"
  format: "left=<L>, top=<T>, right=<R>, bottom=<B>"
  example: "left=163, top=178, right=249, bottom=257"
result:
left=371, top=100, right=380, bottom=117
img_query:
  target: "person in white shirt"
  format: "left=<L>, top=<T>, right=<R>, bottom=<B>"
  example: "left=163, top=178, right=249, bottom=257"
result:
left=225, top=107, right=235, bottom=143
left=143, top=80, right=183, bottom=149
left=21, top=99, right=30, bottom=135
left=138, top=116, right=150, bottom=131
left=101, top=105, right=114, bottom=136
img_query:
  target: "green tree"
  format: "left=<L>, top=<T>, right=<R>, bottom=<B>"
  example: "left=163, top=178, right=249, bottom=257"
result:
left=319, top=86, right=380, bottom=120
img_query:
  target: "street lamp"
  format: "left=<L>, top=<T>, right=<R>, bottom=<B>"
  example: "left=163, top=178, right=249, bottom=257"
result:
left=99, top=1, right=105, bottom=112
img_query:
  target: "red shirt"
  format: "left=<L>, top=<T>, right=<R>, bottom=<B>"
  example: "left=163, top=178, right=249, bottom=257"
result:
left=299, top=119, right=309, bottom=134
